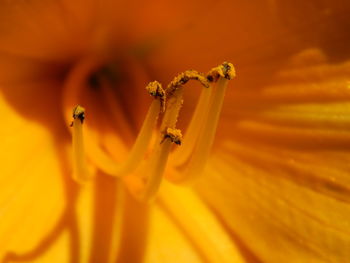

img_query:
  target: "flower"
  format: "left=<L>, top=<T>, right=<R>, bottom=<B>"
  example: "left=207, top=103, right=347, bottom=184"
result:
left=1, top=0, right=350, bottom=262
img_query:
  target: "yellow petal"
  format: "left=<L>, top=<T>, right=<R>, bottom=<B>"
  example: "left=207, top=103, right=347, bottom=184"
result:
left=143, top=204, right=204, bottom=263
left=156, top=182, right=246, bottom=263
left=0, top=94, right=68, bottom=260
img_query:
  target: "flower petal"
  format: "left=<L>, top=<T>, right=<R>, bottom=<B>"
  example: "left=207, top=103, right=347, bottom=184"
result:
left=143, top=205, right=204, bottom=263
left=155, top=182, right=246, bottom=263
left=0, top=94, right=69, bottom=260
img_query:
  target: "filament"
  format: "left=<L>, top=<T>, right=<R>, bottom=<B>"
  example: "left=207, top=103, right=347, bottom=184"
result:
left=171, top=86, right=212, bottom=166
left=134, top=89, right=184, bottom=201
left=75, top=81, right=164, bottom=178
left=138, top=138, right=173, bottom=201
left=131, top=70, right=211, bottom=201
left=71, top=105, right=91, bottom=183
left=168, top=62, right=235, bottom=182
left=183, top=77, right=229, bottom=179
left=110, top=98, right=161, bottom=176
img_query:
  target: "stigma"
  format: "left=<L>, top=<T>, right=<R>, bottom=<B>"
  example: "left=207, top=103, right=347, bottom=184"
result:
left=70, top=62, right=235, bottom=200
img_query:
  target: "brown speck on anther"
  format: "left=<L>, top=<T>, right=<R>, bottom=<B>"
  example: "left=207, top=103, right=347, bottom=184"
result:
left=207, top=75, right=214, bottom=82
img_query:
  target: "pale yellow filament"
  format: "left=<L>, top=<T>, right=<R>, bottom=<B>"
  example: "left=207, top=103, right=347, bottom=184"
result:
left=139, top=139, right=173, bottom=201
left=111, top=99, right=161, bottom=176
left=75, top=82, right=164, bottom=179
left=72, top=105, right=91, bottom=183
left=135, top=89, right=183, bottom=201
left=171, top=86, right=213, bottom=166
left=168, top=62, right=235, bottom=182
left=172, top=77, right=230, bottom=182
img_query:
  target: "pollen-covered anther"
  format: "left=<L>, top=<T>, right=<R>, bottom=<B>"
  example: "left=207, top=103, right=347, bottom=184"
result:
left=71, top=105, right=85, bottom=126
left=167, top=70, right=210, bottom=96
left=207, top=62, right=236, bottom=82
left=146, top=80, right=166, bottom=112
left=163, top=128, right=183, bottom=145
left=146, top=80, right=165, bottom=98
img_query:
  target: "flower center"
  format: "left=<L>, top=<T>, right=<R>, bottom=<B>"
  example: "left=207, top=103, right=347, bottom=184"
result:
left=64, top=58, right=235, bottom=201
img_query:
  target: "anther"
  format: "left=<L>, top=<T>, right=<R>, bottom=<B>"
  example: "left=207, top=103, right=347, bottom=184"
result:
left=71, top=105, right=85, bottom=126
left=164, top=128, right=182, bottom=145
left=136, top=127, right=182, bottom=201
left=206, top=62, right=236, bottom=82
left=146, top=81, right=166, bottom=112
left=162, top=128, right=183, bottom=145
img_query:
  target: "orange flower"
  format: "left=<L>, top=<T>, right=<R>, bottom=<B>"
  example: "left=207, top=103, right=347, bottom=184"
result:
left=1, top=0, right=350, bottom=262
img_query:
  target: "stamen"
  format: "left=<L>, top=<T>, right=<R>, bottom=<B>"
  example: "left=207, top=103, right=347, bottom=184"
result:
left=161, top=70, right=210, bottom=131
left=131, top=71, right=213, bottom=200
left=109, top=81, right=164, bottom=176
left=69, top=62, right=234, bottom=200
left=71, top=105, right=92, bottom=183
left=129, top=91, right=183, bottom=201
left=138, top=128, right=182, bottom=201
left=163, top=128, right=183, bottom=145
left=168, top=62, right=235, bottom=182
left=170, top=85, right=212, bottom=165
left=107, top=81, right=165, bottom=176
left=70, top=81, right=164, bottom=179
left=131, top=70, right=212, bottom=200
